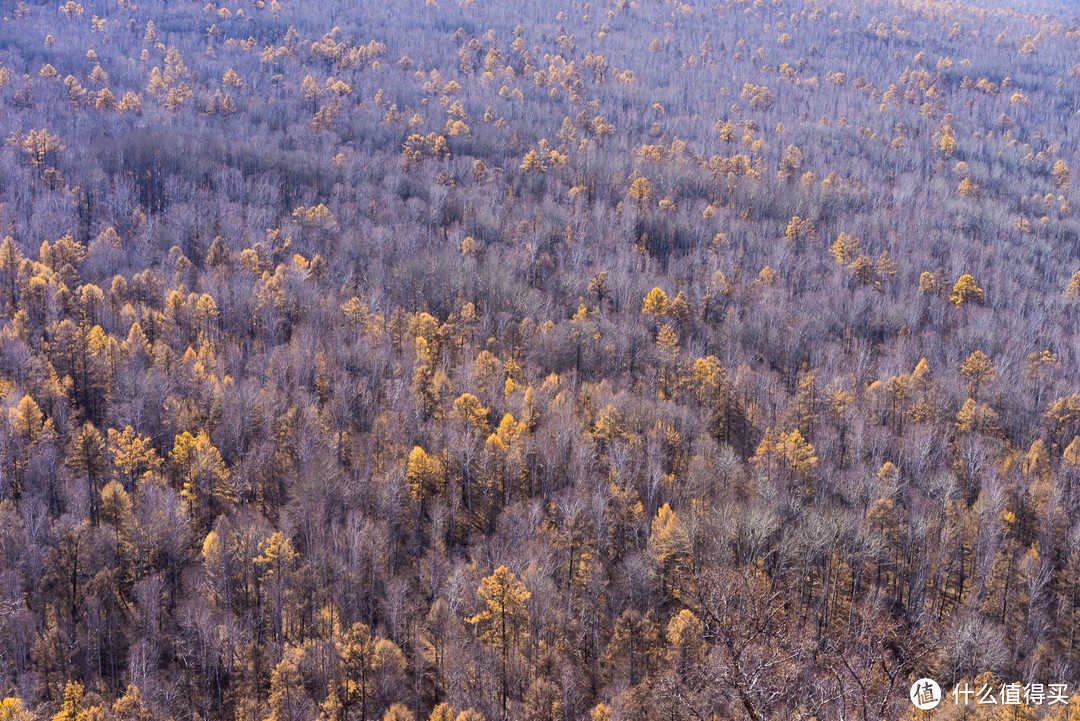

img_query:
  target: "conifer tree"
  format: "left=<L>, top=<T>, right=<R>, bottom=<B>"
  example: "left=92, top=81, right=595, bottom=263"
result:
left=341, top=622, right=375, bottom=721
left=949, top=274, right=984, bottom=307
left=172, top=430, right=232, bottom=529
left=468, top=566, right=530, bottom=718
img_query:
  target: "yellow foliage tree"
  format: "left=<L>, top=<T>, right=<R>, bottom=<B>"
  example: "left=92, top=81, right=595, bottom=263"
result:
left=99, top=479, right=132, bottom=558
left=383, top=705, right=414, bottom=721
left=778, top=144, right=802, bottom=179
left=753, top=427, right=818, bottom=488
left=949, top=273, right=983, bottom=306
left=172, top=430, right=232, bottom=528
left=848, top=254, right=877, bottom=285
left=641, top=287, right=669, bottom=318
left=876, top=251, right=897, bottom=283
left=468, top=566, right=530, bottom=717
left=778, top=429, right=818, bottom=483
left=256, top=531, right=296, bottom=642
left=95, top=88, right=117, bottom=110
left=1, top=698, right=34, bottom=721
left=958, top=177, right=978, bottom=198
left=648, top=503, right=690, bottom=588
left=52, top=682, right=86, bottom=721
left=1064, top=437, right=1080, bottom=467
left=107, top=426, right=161, bottom=486
left=1052, top=159, right=1070, bottom=190
left=112, top=685, right=152, bottom=721
left=520, top=149, right=545, bottom=172
left=453, top=392, right=490, bottom=432
left=340, top=622, right=375, bottom=721
left=829, top=233, right=860, bottom=264
left=756, top=265, right=778, bottom=286
left=784, top=215, right=815, bottom=244
left=959, top=350, right=994, bottom=399
left=666, top=608, right=705, bottom=673
left=1066, top=271, right=1080, bottom=298
left=955, top=398, right=999, bottom=436
left=406, top=445, right=444, bottom=505
left=629, top=176, right=652, bottom=209
left=10, top=395, right=45, bottom=444
left=222, top=68, right=243, bottom=87
left=267, top=645, right=305, bottom=721
left=427, top=703, right=454, bottom=721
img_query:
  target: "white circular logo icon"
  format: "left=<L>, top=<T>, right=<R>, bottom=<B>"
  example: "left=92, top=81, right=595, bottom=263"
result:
left=910, top=678, right=942, bottom=710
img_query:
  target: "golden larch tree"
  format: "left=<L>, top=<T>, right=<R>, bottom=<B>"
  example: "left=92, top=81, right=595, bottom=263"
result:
left=172, top=429, right=232, bottom=529
left=949, top=273, right=983, bottom=307
left=648, top=503, right=691, bottom=590
left=468, top=566, right=530, bottom=717
left=340, top=622, right=375, bottom=721
left=1052, top=159, right=1070, bottom=190
left=959, top=350, right=994, bottom=399
left=641, top=287, right=669, bottom=319
left=406, top=445, right=444, bottom=507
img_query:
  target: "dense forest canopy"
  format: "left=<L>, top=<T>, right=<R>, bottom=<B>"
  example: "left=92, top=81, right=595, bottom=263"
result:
left=1, top=0, right=1080, bottom=718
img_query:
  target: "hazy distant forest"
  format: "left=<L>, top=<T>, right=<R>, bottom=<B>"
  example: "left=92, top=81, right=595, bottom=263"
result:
left=1, top=0, right=1079, bottom=717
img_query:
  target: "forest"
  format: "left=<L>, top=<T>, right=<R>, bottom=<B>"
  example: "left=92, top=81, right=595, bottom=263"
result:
left=0, top=0, right=1079, bottom=718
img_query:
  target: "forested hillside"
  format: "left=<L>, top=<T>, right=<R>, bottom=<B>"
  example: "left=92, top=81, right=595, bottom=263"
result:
left=1, top=0, right=1079, bottom=718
